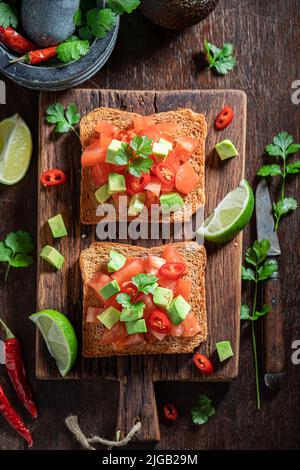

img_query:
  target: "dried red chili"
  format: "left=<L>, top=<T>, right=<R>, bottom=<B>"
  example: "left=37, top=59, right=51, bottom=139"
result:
left=163, top=403, right=179, bottom=421
left=10, top=46, right=57, bottom=65
left=0, top=26, right=37, bottom=54
left=40, top=169, right=67, bottom=187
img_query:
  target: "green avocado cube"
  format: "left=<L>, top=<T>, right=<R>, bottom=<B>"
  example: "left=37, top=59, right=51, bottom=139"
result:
left=48, top=214, right=67, bottom=238
left=105, top=139, right=123, bottom=164
left=216, top=340, right=234, bottom=362
left=167, top=295, right=191, bottom=325
left=128, top=192, right=146, bottom=217
left=153, top=286, right=174, bottom=309
left=160, top=193, right=184, bottom=213
left=153, top=139, right=172, bottom=160
left=40, top=245, right=65, bottom=270
left=125, top=319, right=147, bottom=335
left=97, top=306, right=121, bottom=330
left=107, top=250, right=126, bottom=273
left=108, top=173, right=126, bottom=194
left=120, top=307, right=145, bottom=322
left=215, top=139, right=238, bottom=161
left=159, top=138, right=173, bottom=152
left=95, top=184, right=111, bottom=203
left=99, top=280, right=120, bottom=300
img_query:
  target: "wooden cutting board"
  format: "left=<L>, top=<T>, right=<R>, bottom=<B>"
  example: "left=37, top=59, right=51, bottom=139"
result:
left=37, top=89, right=246, bottom=442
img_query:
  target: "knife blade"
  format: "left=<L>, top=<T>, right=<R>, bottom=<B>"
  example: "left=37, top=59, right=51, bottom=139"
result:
left=256, top=179, right=286, bottom=389
left=0, top=339, right=6, bottom=364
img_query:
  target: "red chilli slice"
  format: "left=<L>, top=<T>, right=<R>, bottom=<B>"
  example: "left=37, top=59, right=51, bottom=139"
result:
left=215, top=106, right=234, bottom=130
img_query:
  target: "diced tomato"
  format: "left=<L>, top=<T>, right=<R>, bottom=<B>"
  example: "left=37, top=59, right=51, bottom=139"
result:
left=174, top=136, right=197, bottom=163
left=86, top=307, right=103, bottom=323
left=176, top=278, right=192, bottom=301
left=159, top=262, right=185, bottom=280
left=87, top=272, right=112, bottom=302
left=121, top=333, right=145, bottom=348
left=112, top=258, right=145, bottom=285
left=158, top=276, right=178, bottom=291
left=92, top=162, right=110, bottom=187
left=165, top=150, right=181, bottom=173
left=100, top=322, right=126, bottom=345
left=145, top=176, right=161, bottom=197
left=135, top=293, right=154, bottom=318
left=123, top=129, right=137, bottom=142
left=145, top=122, right=178, bottom=137
left=175, top=161, right=198, bottom=195
left=145, top=191, right=160, bottom=211
left=182, top=313, right=201, bottom=337
left=99, top=133, right=112, bottom=150
left=170, top=323, right=184, bottom=337
left=160, top=180, right=174, bottom=193
left=95, top=120, right=118, bottom=136
left=109, top=164, right=127, bottom=174
left=161, top=245, right=188, bottom=273
left=133, top=116, right=153, bottom=133
left=150, top=329, right=166, bottom=341
left=104, top=294, right=122, bottom=310
left=81, top=140, right=106, bottom=167
left=146, top=255, right=166, bottom=275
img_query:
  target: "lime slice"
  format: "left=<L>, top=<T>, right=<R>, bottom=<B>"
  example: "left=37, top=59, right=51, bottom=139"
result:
left=30, top=309, right=78, bottom=377
left=197, top=179, right=254, bottom=243
left=0, top=114, right=32, bottom=185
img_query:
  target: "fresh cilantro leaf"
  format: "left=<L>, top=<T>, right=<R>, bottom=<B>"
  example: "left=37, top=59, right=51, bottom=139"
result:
left=87, top=8, right=117, bottom=39
left=130, top=135, right=153, bottom=158
left=116, top=293, right=132, bottom=309
left=257, top=164, right=282, bottom=177
left=9, top=254, right=33, bottom=268
left=128, top=157, right=153, bottom=177
left=129, top=301, right=145, bottom=316
left=204, top=39, right=237, bottom=76
left=79, top=25, right=93, bottom=41
left=266, top=132, right=300, bottom=158
left=258, top=259, right=278, bottom=281
left=241, top=266, right=255, bottom=282
left=57, top=36, right=90, bottom=63
left=107, top=0, right=140, bottom=14
left=191, top=395, right=215, bottom=426
left=0, top=242, right=12, bottom=263
left=73, top=8, right=82, bottom=27
left=45, top=102, right=80, bottom=138
left=132, top=273, right=158, bottom=295
left=113, top=142, right=132, bottom=166
left=0, top=1, right=18, bottom=28
left=241, top=304, right=250, bottom=320
left=65, top=104, right=81, bottom=126
left=252, top=304, right=271, bottom=321
left=273, top=197, right=297, bottom=220
left=245, top=240, right=270, bottom=268
left=0, top=231, right=34, bottom=282
left=4, top=230, right=34, bottom=256
left=287, top=161, right=300, bottom=174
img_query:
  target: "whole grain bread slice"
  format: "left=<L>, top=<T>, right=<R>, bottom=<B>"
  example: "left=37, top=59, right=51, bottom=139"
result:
left=80, top=108, right=207, bottom=225
left=80, top=241, right=207, bottom=357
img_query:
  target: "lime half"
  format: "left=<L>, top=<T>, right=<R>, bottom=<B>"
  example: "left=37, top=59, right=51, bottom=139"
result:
left=197, top=179, right=254, bottom=243
left=0, top=114, right=32, bottom=185
left=30, top=310, right=78, bottom=377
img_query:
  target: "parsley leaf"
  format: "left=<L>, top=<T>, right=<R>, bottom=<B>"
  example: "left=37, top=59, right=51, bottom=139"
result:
left=241, top=266, right=256, bottom=282
left=286, top=161, right=300, bottom=174
left=116, top=293, right=145, bottom=317
left=191, top=395, right=215, bottom=426
left=45, top=102, right=80, bottom=138
left=113, top=142, right=132, bottom=166
left=258, top=259, right=278, bottom=281
left=245, top=239, right=270, bottom=266
left=86, top=8, right=117, bottom=39
left=257, top=164, right=282, bottom=177
left=0, top=231, right=34, bottom=282
left=130, top=135, right=153, bottom=158
left=273, top=197, right=298, bottom=221
left=240, top=304, right=250, bottom=320
left=128, top=157, right=153, bottom=177
left=132, top=273, right=158, bottom=295
left=204, top=39, right=237, bottom=75
left=116, top=293, right=132, bottom=309
left=0, top=1, right=18, bottom=28
left=107, top=0, right=140, bottom=14
left=57, top=36, right=90, bottom=64
left=111, top=136, right=154, bottom=176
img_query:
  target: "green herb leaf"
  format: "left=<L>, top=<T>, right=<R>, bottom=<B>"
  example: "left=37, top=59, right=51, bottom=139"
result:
left=273, top=197, right=298, bottom=219
left=87, top=8, right=117, bottom=39
left=258, top=259, right=278, bottom=281
left=116, top=293, right=132, bottom=309
left=130, top=135, right=153, bottom=158
left=78, top=25, right=93, bottom=41
left=132, top=273, right=158, bottom=295
left=240, top=304, right=251, bottom=320
left=246, top=239, right=270, bottom=266
left=0, top=1, right=18, bottom=28
left=107, top=0, right=140, bottom=14
left=0, top=231, right=34, bottom=282
left=266, top=132, right=300, bottom=159
left=204, top=39, right=236, bottom=76
left=46, top=102, right=80, bottom=136
left=113, top=142, right=132, bottom=166
left=0, top=242, right=12, bottom=263
left=9, top=254, right=33, bottom=268
left=191, top=395, right=215, bottom=426
left=57, top=36, right=90, bottom=63
left=73, top=8, right=82, bottom=27
left=286, top=161, right=300, bottom=174
left=128, top=157, right=153, bottom=177
left=252, top=304, right=271, bottom=321
left=257, top=164, right=282, bottom=177
left=241, top=266, right=256, bottom=282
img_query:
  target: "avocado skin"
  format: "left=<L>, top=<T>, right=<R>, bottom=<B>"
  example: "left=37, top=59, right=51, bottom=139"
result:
left=139, top=0, right=219, bottom=30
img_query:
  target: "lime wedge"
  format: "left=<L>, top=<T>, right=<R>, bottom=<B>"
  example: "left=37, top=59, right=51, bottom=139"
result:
left=0, top=114, right=32, bottom=185
left=197, top=179, right=254, bottom=243
left=30, top=310, right=78, bottom=377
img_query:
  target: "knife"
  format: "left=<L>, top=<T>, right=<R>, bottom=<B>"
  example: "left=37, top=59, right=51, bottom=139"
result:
left=256, top=179, right=286, bottom=390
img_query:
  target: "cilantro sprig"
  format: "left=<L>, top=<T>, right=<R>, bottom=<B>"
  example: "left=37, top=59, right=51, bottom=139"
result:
left=116, top=273, right=158, bottom=313
left=45, top=103, right=81, bottom=139
left=257, top=132, right=300, bottom=230
left=204, top=39, right=237, bottom=75
left=241, top=239, right=278, bottom=410
left=113, top=135, right=154, bottom=177
left=107, top=0, right=140, bottom=14
left=191, top=395, right=215, bottom=426
left=57, top=36, right=90, bottom=64
left=0, top=1, right=18, bottom=28
left=0, top=231, right=34, bottom=282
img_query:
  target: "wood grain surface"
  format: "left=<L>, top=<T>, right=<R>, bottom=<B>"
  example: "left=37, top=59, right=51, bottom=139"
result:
left=0, top=0, right=300, bottom=450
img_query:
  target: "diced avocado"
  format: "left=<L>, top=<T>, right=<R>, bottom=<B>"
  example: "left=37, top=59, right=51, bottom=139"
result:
left=120, top=306, right=145, bottom=322
left=160, top=193, right=184, bottom=213
left=108, top=173, right=126, bottom=194
left=153, top=140, right=172, bottom=160
left=167, top=295, right=191, bottom=325
left=107, top=250, right=126, bottom=273
left=159, top=138, right=173, bottom=153
left=128, top=192, right=146, bottom=217
left=215, top=139, right=238, bottom=161
left=97, top=306, right=120, bottom=330
left=216, top=340, right=234, bottom=362
left=153, top=286, right=174, bottom=309
left=125, top=319, right=147, bottom=334
left=95, top=183, right=110, bottom=203
left=48, top=214, right=67, bottom=238
left=99, top=280, right=120, bottom=300
left=105, top=139, right=123, bottom=164
left=40, top=245, right=65, bottom=270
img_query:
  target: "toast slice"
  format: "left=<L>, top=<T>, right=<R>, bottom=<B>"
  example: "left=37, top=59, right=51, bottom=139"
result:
left=80, top=241, right=207, bottom=357
left=80, top=108, right=207, bottom=225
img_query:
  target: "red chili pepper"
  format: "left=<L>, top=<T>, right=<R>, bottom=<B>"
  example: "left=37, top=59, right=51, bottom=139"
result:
left=0, top=319, right=37, bottom=418
left=155, top=162, right=176, bottom=185
left=0, top=26, right=37, bottom=54
left=0, top=385, right=33, bottom=447
left=120, top=282, right=138, bottom=299
left=148, top=309, right=172, bottom=334
left=159, top=262, right=185, bottom=280
left=40, top=169, right=67, bottom=187
left=163, top=403, right=179, bottom=421
left=125, top=173, right=151, bottom=194
left=193, top=353, right=214, bottom=375
left=215, top=106, right=234, bottom=130
left=10, top=46, right=57, bottom=65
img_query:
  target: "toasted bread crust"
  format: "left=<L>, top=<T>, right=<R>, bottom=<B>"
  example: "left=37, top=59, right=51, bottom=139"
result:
left=80, top=241, right=207, bottom=357
left=80, top=108, right=207, bottom=224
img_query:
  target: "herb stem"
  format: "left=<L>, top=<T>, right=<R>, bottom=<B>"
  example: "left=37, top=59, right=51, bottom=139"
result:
left=251, top=271, right=260, bottom=410
left=4, top=264, right=10, bottom=283
left=71, top=126, right=80, bottom=140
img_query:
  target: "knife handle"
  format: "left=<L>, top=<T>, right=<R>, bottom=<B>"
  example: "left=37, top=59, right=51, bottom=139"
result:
left=263, top=266, right=285, bottom=373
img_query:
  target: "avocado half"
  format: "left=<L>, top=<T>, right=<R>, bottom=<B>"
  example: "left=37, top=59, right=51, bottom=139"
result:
left=139, top=0, right=220, bottom=30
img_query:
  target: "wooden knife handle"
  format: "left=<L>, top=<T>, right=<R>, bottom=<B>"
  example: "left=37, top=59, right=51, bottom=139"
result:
left=263, top=268, right=285, bottom=373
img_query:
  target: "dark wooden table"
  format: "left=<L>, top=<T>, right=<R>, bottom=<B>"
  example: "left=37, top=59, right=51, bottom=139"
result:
left=0, top=0, right=300, bottom=450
